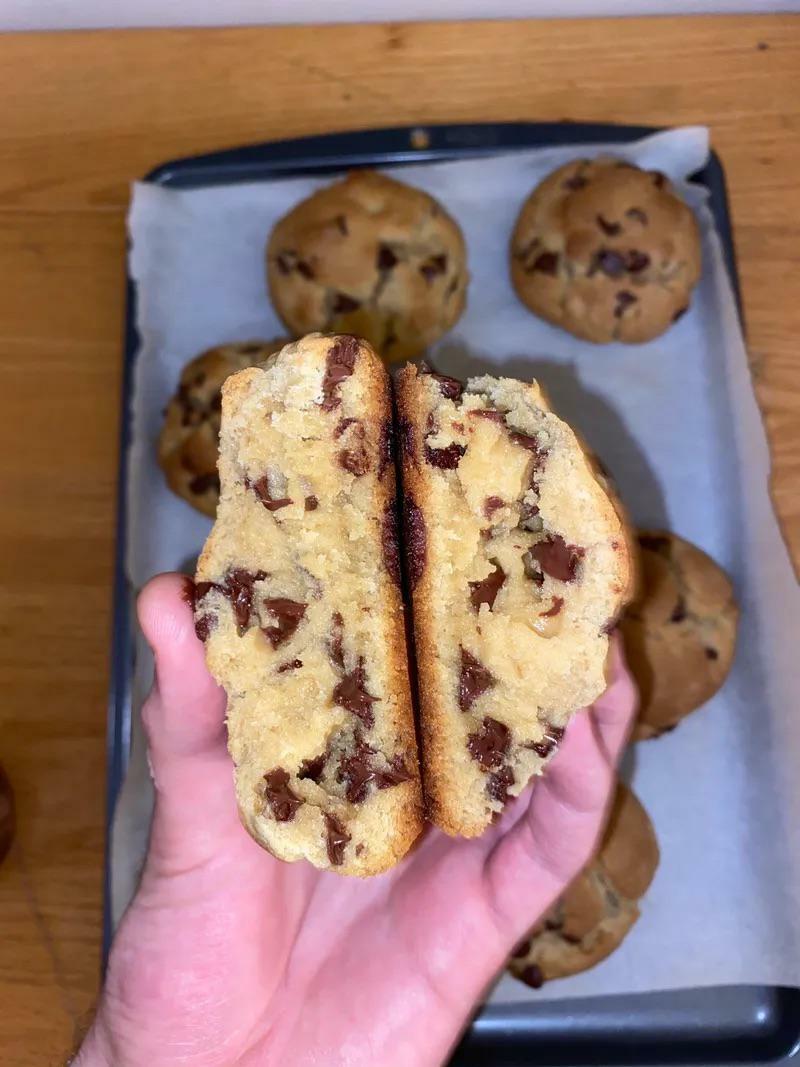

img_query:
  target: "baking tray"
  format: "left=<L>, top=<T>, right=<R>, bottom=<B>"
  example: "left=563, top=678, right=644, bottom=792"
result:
left=107, top=122, right=800, bottom=1065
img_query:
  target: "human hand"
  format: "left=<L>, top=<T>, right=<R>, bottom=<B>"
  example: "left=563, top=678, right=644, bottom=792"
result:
left=76, top=573, right=636, bottom=1067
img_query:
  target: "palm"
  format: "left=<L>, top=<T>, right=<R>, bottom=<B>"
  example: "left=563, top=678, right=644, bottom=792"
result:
left=79, top=575, right=635, bottom=1067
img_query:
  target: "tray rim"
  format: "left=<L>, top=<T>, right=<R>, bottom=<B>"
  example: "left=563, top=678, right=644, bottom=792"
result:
left=107, top=120, right=798, bottom=1066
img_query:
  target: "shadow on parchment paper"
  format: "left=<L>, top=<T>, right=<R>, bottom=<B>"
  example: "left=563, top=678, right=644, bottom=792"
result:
left=427, top=339, right=670, bottom=531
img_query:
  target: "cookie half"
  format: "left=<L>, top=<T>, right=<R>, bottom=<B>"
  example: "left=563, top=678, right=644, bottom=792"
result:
left=509, top=782, right=659, bottom=986
left=396, top=364, right=633, bottom=836
left=159, top=339, right=287, bottom=517
left=623, top=531, right=739, bottom=741
left=194, top=335, right=423, bottom=875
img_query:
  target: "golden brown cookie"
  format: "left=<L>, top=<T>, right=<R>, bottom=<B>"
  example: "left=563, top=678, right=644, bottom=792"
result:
left=266, top=170, right=468, bottom=362
left=509, top=782, right=659, bottom=987
left=510, top=158, right=701, bottom=343
left=194, top=335, right=423, bottom=876
left=396, top=364, right=633, bottom=837
left=622, top=531, right=739, bottom=741
left=158, top=339, right=287, bottom=517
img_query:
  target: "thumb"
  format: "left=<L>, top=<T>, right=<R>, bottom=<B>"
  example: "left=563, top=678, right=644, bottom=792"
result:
left=137, top=573, right=239, bottom=876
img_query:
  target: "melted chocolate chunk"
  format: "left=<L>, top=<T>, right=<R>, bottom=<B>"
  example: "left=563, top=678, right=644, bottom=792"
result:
left=614, top=290, right=638, bottom=318
left=527, top=723, right=565, bottom=759
left=262, top=598, right=306, bottom=648
left=382, top=502, right=402, bottom=588
left=194, top=614, right=214, bottom=642
left=333, top=659, right=378, bottom=727
left=374, top=756, right=413, bottom=790
left=670, top=597, right=687, bottom=624
left=219, top=569, right=268, bottom=635
left=425, top=441, right=466, bottom=469
left=483, top=496, right=505, bottom=520
left=419, top=253, right=447, bottom=282
left=520, top=963, right=544, bottom=989
left=324, top=812, right=351, bottom=866
left=471, top=409, right=506, bottom=424
left=458, top=648, right=496, bottom=712
left=275, top=251, right=293, bottom=275
left=296, top=260, right=315, bottom=280
left=596, top=214, right=621, bottom=236
left=705, top=646, right=719, bottom=661
left=248, top=476, right=292, bottom=512
left=277, top=658, right=303, bottom=673
left=339, top=447, right=370, bottom=476
left=321, top=336, right=359, bottom=411
left=509, top=432, right=548, bottom=473
left=540, top=596, right=564, bottom=618
left=593, top=249, right=626, bottom=278
left=530, top=251, right=558, bottom=275
left=469, top=559, right=506, bottom=611
left=403, top=498, right=426, bottom=589
left=181, top=576, right=198, bottom=609
left=332, top=292, right=361, bottom=314
left=626, top=207, right=648, bottom=225
left=377, top=244, right=398, bottom=270
left=299, top=752, right=327, bottom=783
left=626, top=250, right=651, bottom=273
left=420, top=365, right=464, bottom=401
left=189, top=471, right=220, bottom=496
left=329, top=611, right=345, bottom=670
left=487, top=765, right=515, bottom=804
left=337, top=737, right=378, bottom=803
left=305, top=495, right=319, bottom=511
left=467, top=716, right=511, bottom=770
left=263, top=768, right=303, bottom=822
left=511, top=938, right=532, bottom=959
left=531, top=536, right=584, bottom=583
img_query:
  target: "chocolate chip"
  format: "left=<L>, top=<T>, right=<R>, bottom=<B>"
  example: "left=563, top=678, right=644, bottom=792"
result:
left=374, top=756, right=413, bottom=790
left=651, top=171, right=667, bottom=188
left=382, top=501, right=401, bottom=587
left=527, top=723, right=565, bottom=759
left=420, top=365, right=464, bottom=401
left=522, top=549, right=544, bottom=586
left=529, top=251, right=558, bottom=275
left=670, top=598, right=687, bottom=624
left=639, top=533, right=671, bottom=553
left=221, top=568, right=268, bottom=635
left=487, top=765, right=515, bottom=804
left=563, top=175, right=588, bottom=190
left=337, top=736, right=378, bottom=803
left=339, top=447, right=370, bottom=476
left=403, top=498, right=426, bottom=588
left=458, top=648, right=495, bottom=711
left=305, top=495, right=319, bottom=511
left=592, top=249, right=626, bottom=278
left=470, top=408, right=506, bottom=424
left=299, top=752, right=327, bottom=782
left=324, top=812, right=351, bottom=866
left=188, top=471, right=220, bottom=496
left=469, top=559, right=506, bottom=611
left=705, top=646, right=719, bottom=661
left=277, top=658, right=303, bottom=673
left=262, top=598, right=306, bottom=648
left=263, top=768, right=303, bottom=822
left=333, top=659, right=378, bottom=727
left=335, top=214, right=348, bottom=235
left=511, top=938, right=532, bottom=959
left=321, top=335, right=359, bottom=411
left=539, top=596, right=564, bottom=618
left=626, top=207, right=648, bottom=225
left=519, top=502, right=543, bottom=533
left=379, top=418, right=393, bottom=480
left=194, top=614, right=214, bottom=642
left=424, top=442, right=466, bottom=470
left=531, top=535, right=584, bottom=583
left=275, top=251, right=293, bottom=275
left=332, top=292, right=360, bottom=314
left=672, top=304, right=689, bottom=323
left=520, top=963, right=544, bottom=989
left=296, top=260, right=315, bottom=280
left=419, top=253, right=447, bottom=282
left=626, top=250, right=651, bottom=273
left=467, top=716, right=511, bottom=770
left=614, top=290, right=638, bottom=318
left=377, top=244, right=398, bottom=270
left=334, top=417, right=359, bottom=439
left=248, top=476, right=293, bottom=512
left=483, top=496, right=505, bottom=520
left=596, top=214, right=621, bottom=236
left=509, top=431, right=547, bottom=470
left=329, top=611, right=345, bottom=670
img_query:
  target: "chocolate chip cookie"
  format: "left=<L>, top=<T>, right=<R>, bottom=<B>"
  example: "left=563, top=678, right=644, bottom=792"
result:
left=266, top=170, right=468, bottom=362
left=194, top=335, right=423, bottom=876
left=158, top=339, right=287, bottom=517
left=395, top=364, right=634, bottom=837
left=509, top=782, right=659, bottom=987
left=622, top=531, right=739, bottom=741
left=510, top=158, right=701, bottom=343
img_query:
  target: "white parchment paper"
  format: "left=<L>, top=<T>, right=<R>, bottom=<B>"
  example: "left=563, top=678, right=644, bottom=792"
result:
left=117, top=127, right=800, bottom=999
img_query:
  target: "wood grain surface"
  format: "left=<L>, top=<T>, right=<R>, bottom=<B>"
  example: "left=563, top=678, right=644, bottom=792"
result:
left=0, top=15, right=798, bottom=1063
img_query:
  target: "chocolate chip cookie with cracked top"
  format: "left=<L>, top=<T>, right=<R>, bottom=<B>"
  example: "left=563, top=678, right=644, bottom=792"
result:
left=266, top=170, right=468, bottom=362
left=158, top=339, right=288, bottom=517
left=622, top=531, right=739, bottom=741
left=509, top=782, right=659, bottom=987
left=396, top=364, right=634, bottom=837
left=194, top=334, right=423, bottom=876
left=510, top=158, right=701, bottom=343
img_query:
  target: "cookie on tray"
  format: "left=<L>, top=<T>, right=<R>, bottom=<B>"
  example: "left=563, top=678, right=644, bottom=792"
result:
left=510, top=158, right=701, bottom=343
left=193, top=334, right=423, bottom=876
left=622, top=531, right=739, bottom=741
left=158, top=339, right=287, bottom=517
left=266, top=170, right=468, bottom=362
left=395, top=363, right=634, bottom=837
left=509, top=782, right=659, bottom=987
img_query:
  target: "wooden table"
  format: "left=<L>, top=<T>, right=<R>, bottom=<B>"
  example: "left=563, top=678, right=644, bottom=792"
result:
left=0, top=14, right=797, bottom=1062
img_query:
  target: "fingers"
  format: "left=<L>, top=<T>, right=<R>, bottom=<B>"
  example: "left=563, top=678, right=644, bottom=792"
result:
left=591, top=633, right=638, bottom=765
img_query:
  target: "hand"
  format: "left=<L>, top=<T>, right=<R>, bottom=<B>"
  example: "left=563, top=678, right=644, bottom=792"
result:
left=76, top=573, right=636, bottom=1067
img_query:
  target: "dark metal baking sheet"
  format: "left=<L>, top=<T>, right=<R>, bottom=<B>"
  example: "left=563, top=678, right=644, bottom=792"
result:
left=108, top=122, right=799, bottom=1065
